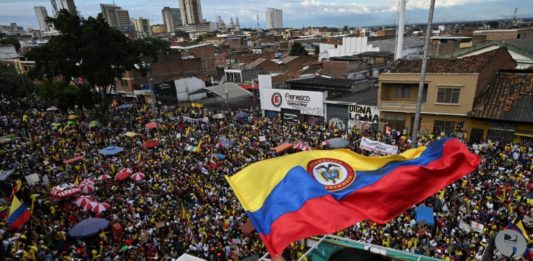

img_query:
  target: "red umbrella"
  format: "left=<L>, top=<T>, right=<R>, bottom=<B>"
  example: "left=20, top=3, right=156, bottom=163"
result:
left=98, top=174, right=112, bottom=181
left=63, top=155, right=85, bottom=165
left=73, top=195, right=94, bottom=207
left=91, top=202, right=110, bottom=214
left=142, top=140, right=160, bottom=149
left=131, top=172, right=145, bottom=182
left=80, top=178, right=95, bottom=185
left=145, top=122, right=159, bottom=129
left=79, top=182, right=95, bottom=194
left=115, top=168, right=132, bottom=181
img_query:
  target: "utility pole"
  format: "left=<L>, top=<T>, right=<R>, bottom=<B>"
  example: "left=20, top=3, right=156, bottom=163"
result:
left=411, top=0, right=435, bottom=148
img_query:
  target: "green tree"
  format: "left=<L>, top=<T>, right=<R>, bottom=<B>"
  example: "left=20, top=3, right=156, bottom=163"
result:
left=0, top=64, right=34, bottom=98
left=26, top=10, right=161, bottom=100
left=37, top=80, right=95, bottom=111
left=289, top=42, right=308, bottom=56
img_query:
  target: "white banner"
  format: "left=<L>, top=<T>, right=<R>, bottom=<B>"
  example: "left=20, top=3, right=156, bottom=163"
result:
left=260, top=88, right=324, bottom=117
left=25, top=173, right=40, bottom=186
left=459, top=220, right=471, bottom=232
left=471, top=221, right=484, bottom=234
left=348, top=104, right=379, bottom=128
left=359, top=137, right=398, bottom=155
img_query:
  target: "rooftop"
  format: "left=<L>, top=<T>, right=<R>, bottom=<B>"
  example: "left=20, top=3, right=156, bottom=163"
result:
left=286, top=77, right=361, bottom=90
left=470, top=70, right=533, bottom=123
left=389, top=48, right=511, bottom=74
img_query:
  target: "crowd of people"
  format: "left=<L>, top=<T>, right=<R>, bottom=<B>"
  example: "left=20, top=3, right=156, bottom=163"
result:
left=0, top=97, right=531, bottom=260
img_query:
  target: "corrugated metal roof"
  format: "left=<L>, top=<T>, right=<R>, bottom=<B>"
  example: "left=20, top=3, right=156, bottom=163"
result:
left=470, top=70, right=533, bottom=123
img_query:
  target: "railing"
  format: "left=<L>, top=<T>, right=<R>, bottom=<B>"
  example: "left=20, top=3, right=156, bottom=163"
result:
left=381, top=101, right=422, bottom=110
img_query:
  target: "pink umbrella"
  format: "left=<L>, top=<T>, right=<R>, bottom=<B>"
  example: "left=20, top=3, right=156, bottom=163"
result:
left=98, top=174, right=112, bottom=181
left=79, top=182, right=95, bottom=194
left=83, top=201, right=95, bottom=212
left=91, top=202, right=110, bottom=214
left=115, top=168, right=132, bottom=181
left=131, top=172, right=145, bottom=182
left=145, top=122, right=159, bottom=129
left=73, top=195, right=94, bottom=207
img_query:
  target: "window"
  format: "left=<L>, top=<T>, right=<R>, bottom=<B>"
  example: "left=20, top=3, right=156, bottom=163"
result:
left=436, top=88, right=460, bottom=104
left=434, top=120, right=456, bottom=135
left=395, top=85, right=410, bottom=98
left=121, top=79, right=128, bottom=86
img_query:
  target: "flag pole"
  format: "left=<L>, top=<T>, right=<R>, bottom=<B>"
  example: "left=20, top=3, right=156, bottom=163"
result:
left=411, top=0, right=436, bottom=148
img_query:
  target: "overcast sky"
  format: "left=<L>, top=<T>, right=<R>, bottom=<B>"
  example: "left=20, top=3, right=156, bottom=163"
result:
left=1, top=0, right=531, bottom=29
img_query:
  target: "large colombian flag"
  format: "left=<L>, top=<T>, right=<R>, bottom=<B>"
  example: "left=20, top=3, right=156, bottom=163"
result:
left=7, top=196, right=32, bottom=232
left=225, top=138, right=480, bottom=256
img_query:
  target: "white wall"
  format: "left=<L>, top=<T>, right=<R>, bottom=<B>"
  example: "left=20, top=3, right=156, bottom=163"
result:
left=318, top=37, right=379, bottom=60
left=174, top=77, right=206, bottom=102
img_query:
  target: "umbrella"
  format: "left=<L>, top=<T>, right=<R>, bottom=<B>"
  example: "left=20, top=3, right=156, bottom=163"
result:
left=124, top=132, right=137, bottom=138
left=98, top=174, right=112, bottom=181
left=145, top=122, right=159, bottom=129
left=212, top=113, right=225, bottom=119
left=293, top=141, right=312, bottom=151
left=91, top=202, right=110, bottom=214
left=235, top=111, right=249, bottom=119
left=272, top=143, right=293, bottom=154
left=131, top=172, right=145, bottom=182
left=98, top=146, right=124, bottom=156
left=73, top=195, right=94, bottom=207
left=328, top=118, right=346, bottom=130
left=325, top=138, right=349, bottom=148
left=68, top=115, right=79, bottom=120
left=68, top=218, right=110, bottom=238
left=115, top=168, right=132, bottom=181
left=89, top=120, right=102, bottom=128
left=79, top=182, right=95, bottom=194
left=80, top=178, right=95, bottom=185
left=142, top=140, right=160, bottom=149
left=63, top=155, right=85, bottom=164
left=46, top=106, right=59, bottom=111
left=117, top=104, right=131, bottom=110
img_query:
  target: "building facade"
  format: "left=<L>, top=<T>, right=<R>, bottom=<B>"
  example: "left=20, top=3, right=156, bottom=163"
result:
left=133, top=18, right=151, bottom=38
left=100, top=4, right=132, bottom=32
left=50, top=0, right=77, bottom=15
left=34, top=6, right=50, bottom=32
left=162, top=7, right=182, bottom=33
left=377, top=48, right=516, bottom=142
left=266, top=8, right=283, bottom=29
left=179, top=0, right=203, bottom=25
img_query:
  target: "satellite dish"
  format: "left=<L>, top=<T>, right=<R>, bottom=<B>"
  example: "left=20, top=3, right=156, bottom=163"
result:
left=495, top=229, right=527, bottom=258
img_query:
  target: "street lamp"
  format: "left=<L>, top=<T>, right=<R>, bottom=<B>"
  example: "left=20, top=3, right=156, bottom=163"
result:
left=134, top=62, right=156, bottom=114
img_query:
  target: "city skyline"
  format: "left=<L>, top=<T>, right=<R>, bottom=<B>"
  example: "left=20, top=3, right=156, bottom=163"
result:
left=1, top=0, right=532, bottom=30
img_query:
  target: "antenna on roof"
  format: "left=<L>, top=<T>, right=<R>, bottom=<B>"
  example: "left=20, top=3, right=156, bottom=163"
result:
left=256, top=14, right=260, bottom=31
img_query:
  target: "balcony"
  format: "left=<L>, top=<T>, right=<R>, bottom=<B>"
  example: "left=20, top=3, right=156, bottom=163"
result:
left=381, top=101, right=423, bottom=111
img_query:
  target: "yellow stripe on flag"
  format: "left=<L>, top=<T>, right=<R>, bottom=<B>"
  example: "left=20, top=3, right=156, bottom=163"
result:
left=225, top=146, right=427, bottom=212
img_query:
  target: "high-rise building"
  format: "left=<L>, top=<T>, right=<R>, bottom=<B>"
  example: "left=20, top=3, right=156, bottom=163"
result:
left=151, top=24, right=166, bottom=35
left=179, top=0, right=203, bottom=25
left=50, top=0, right=77, bottom=16
left=100, top=4, right=132, bottom=32
left=34, top=6, right=50, bottom=32
left=162, top=7, right=182, bottom=33
left=133, top=17, right=151, bottom=37
left=266, top=8, right=283, bottom=29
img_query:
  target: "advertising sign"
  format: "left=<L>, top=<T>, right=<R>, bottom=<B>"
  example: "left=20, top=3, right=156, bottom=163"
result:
left=260, top=89, right=324, bottom=117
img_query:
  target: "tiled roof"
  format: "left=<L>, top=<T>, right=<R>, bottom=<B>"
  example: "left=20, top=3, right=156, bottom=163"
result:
left=245, top=58, right=268, bottom=69
left=470, top=70, right=533, bottom=123
left=390, top=48, right=510, bottom=74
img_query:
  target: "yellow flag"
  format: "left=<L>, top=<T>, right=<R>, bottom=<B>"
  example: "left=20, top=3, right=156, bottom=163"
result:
left=185, top=126, right=192, bottom=137
left=30, top=194, right=39, bottom=212
left=15, top=179, right=22, bottom=192
left=73, top=175, right=80, bottom=186
left=181, top=201, right=189, bottom=223
left=194, top=140, right=203, bottom=153
left=137, top=151, right=142, bottom=162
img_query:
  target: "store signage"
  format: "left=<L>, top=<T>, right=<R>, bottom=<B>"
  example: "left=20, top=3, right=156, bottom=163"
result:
left=260, top=89, right=324, bottom=117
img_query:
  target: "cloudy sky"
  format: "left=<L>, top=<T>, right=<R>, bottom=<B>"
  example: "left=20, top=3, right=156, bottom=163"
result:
left=1, top=0, right=531, bottom=29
